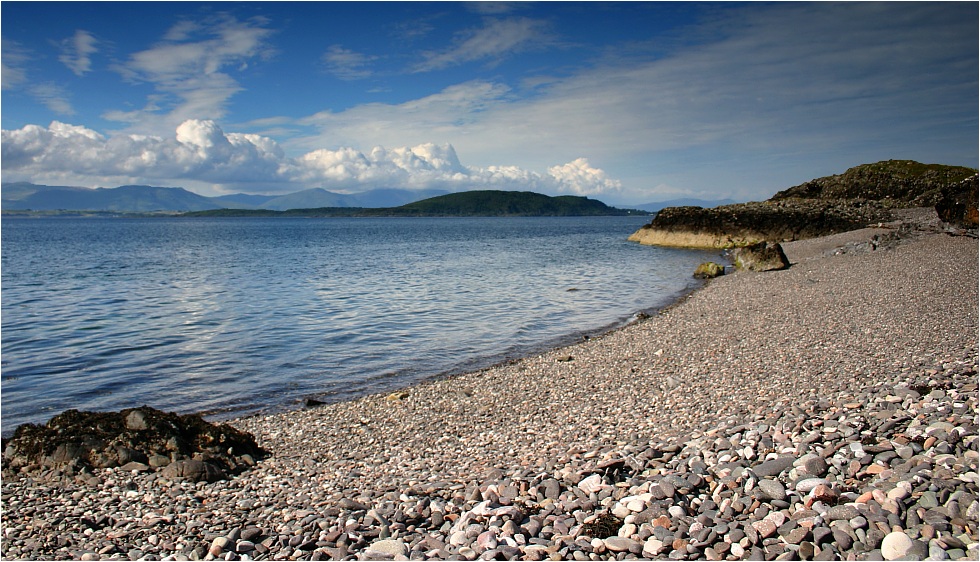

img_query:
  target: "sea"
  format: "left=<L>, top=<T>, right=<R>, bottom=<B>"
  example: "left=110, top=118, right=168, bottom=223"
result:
left=1, top=216, right=720, bottom=436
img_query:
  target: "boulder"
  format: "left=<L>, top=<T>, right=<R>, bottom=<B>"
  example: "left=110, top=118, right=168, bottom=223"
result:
left=935, top=173, right=979, bottom=228
left=732, top=242, right=789, bottom=272
left=161, top=459, right=226, bottom=483
left=693, top=262, right=725, bottom=279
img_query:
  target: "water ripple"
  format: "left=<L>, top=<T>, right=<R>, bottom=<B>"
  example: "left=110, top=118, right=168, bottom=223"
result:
left=2, top=216, right=720, bottom=434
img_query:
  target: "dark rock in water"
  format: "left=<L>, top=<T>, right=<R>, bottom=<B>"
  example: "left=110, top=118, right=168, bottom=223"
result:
left=733, top=242, right=789, bottom=272
left=694, top=262, right=725, bottom=279
left=2, top=406, right=265, bottom=480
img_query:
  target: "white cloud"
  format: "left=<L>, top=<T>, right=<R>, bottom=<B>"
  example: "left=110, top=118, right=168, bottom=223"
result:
left=28, top=83, right=75, bottom=115
left=107, top=14, right=275, bottom=134
left=322, top=45, right=377, bottom=80
left=1, top=120, right=622, bottom=197
left=413, top=17, right=555, bottom=72
left=548, top=158, right=621, bottom=196
left=58, top=30, right=99, bottom=76
left=1, top=38, right=30, bottom=90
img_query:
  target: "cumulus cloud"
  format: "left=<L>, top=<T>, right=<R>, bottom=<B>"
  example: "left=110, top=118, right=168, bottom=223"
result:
left=1, top=120, right=283, bottom=185
left=1, top=120, right=621, bottom=197
left=548, top=158, right=622, bottom=196
left=59, top=30, right=99, bottom=76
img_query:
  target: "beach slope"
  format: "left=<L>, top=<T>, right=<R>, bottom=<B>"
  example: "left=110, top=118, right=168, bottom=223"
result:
left=2, top=220, right=977, bottom=560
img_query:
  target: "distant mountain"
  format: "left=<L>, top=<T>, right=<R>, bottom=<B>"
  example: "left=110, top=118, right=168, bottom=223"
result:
left=2, top=183, right=452, bottom=213
left=2, top=184, right=221, bottom=212
left=2, top=181, right=94, bottom=202
left=254, top=187, right=450, bottom=210
left=258, top=188, right=355, bottom=210
left=210, top=193, right=277, bottom=209
left=634, top=198, right=737, bottom=213
left=349, top=188, right=449, bottom=208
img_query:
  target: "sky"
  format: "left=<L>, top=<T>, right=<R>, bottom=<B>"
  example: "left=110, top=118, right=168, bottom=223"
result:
left=1, top=2, right=977, bottom=205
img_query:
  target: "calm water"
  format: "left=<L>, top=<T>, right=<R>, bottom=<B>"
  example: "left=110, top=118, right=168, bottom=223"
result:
left=1, top=216, right=719, bottom=435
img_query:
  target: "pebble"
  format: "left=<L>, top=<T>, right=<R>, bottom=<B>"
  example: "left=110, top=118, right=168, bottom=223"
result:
left=756, top=479, right=787, bottom=501
left=367, top=539, right=408, bottom=557
left=881, top=531, right=915, bottom=560
left=603, top=537, right=639, bottom=553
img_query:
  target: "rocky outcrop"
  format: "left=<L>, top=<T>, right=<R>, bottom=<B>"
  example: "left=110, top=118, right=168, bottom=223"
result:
left=628, top=199, right=892, bottom=249
left=771, top=160, right=976, bottom=205
left=2, top=406, right=265, bottom=482
left=629, top=161, right=977, bottom=249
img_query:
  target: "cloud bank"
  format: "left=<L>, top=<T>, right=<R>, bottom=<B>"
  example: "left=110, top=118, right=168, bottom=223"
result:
left=1, top=120, right=621, bottom=197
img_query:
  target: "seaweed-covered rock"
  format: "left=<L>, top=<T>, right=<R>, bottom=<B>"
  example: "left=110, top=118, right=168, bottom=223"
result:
left=693, top=262, right=725, bottom=279
left=2, top=406, right=265, bottom=481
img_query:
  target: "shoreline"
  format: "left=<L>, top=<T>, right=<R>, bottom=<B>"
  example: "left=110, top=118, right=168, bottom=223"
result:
left=203, top=278, right=711, bottom=427
left=3, top=220, right=977, bottom=561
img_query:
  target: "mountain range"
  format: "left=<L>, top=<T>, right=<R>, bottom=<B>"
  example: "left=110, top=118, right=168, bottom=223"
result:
left=0, top=183, right=451, bottom=212
left=1, top=182, right=735, bottom=214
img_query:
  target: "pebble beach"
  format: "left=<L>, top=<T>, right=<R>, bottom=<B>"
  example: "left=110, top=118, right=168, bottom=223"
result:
left=3, top=213, right=978, bottom=561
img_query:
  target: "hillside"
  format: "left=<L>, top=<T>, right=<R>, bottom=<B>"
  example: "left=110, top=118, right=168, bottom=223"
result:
left=183, top=191, right=641, bottom=217
left=383, top=191, right=636, bottom=216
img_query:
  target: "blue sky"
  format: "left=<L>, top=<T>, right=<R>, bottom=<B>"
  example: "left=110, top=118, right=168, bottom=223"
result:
left=2, top=2, right=977, bottom=204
